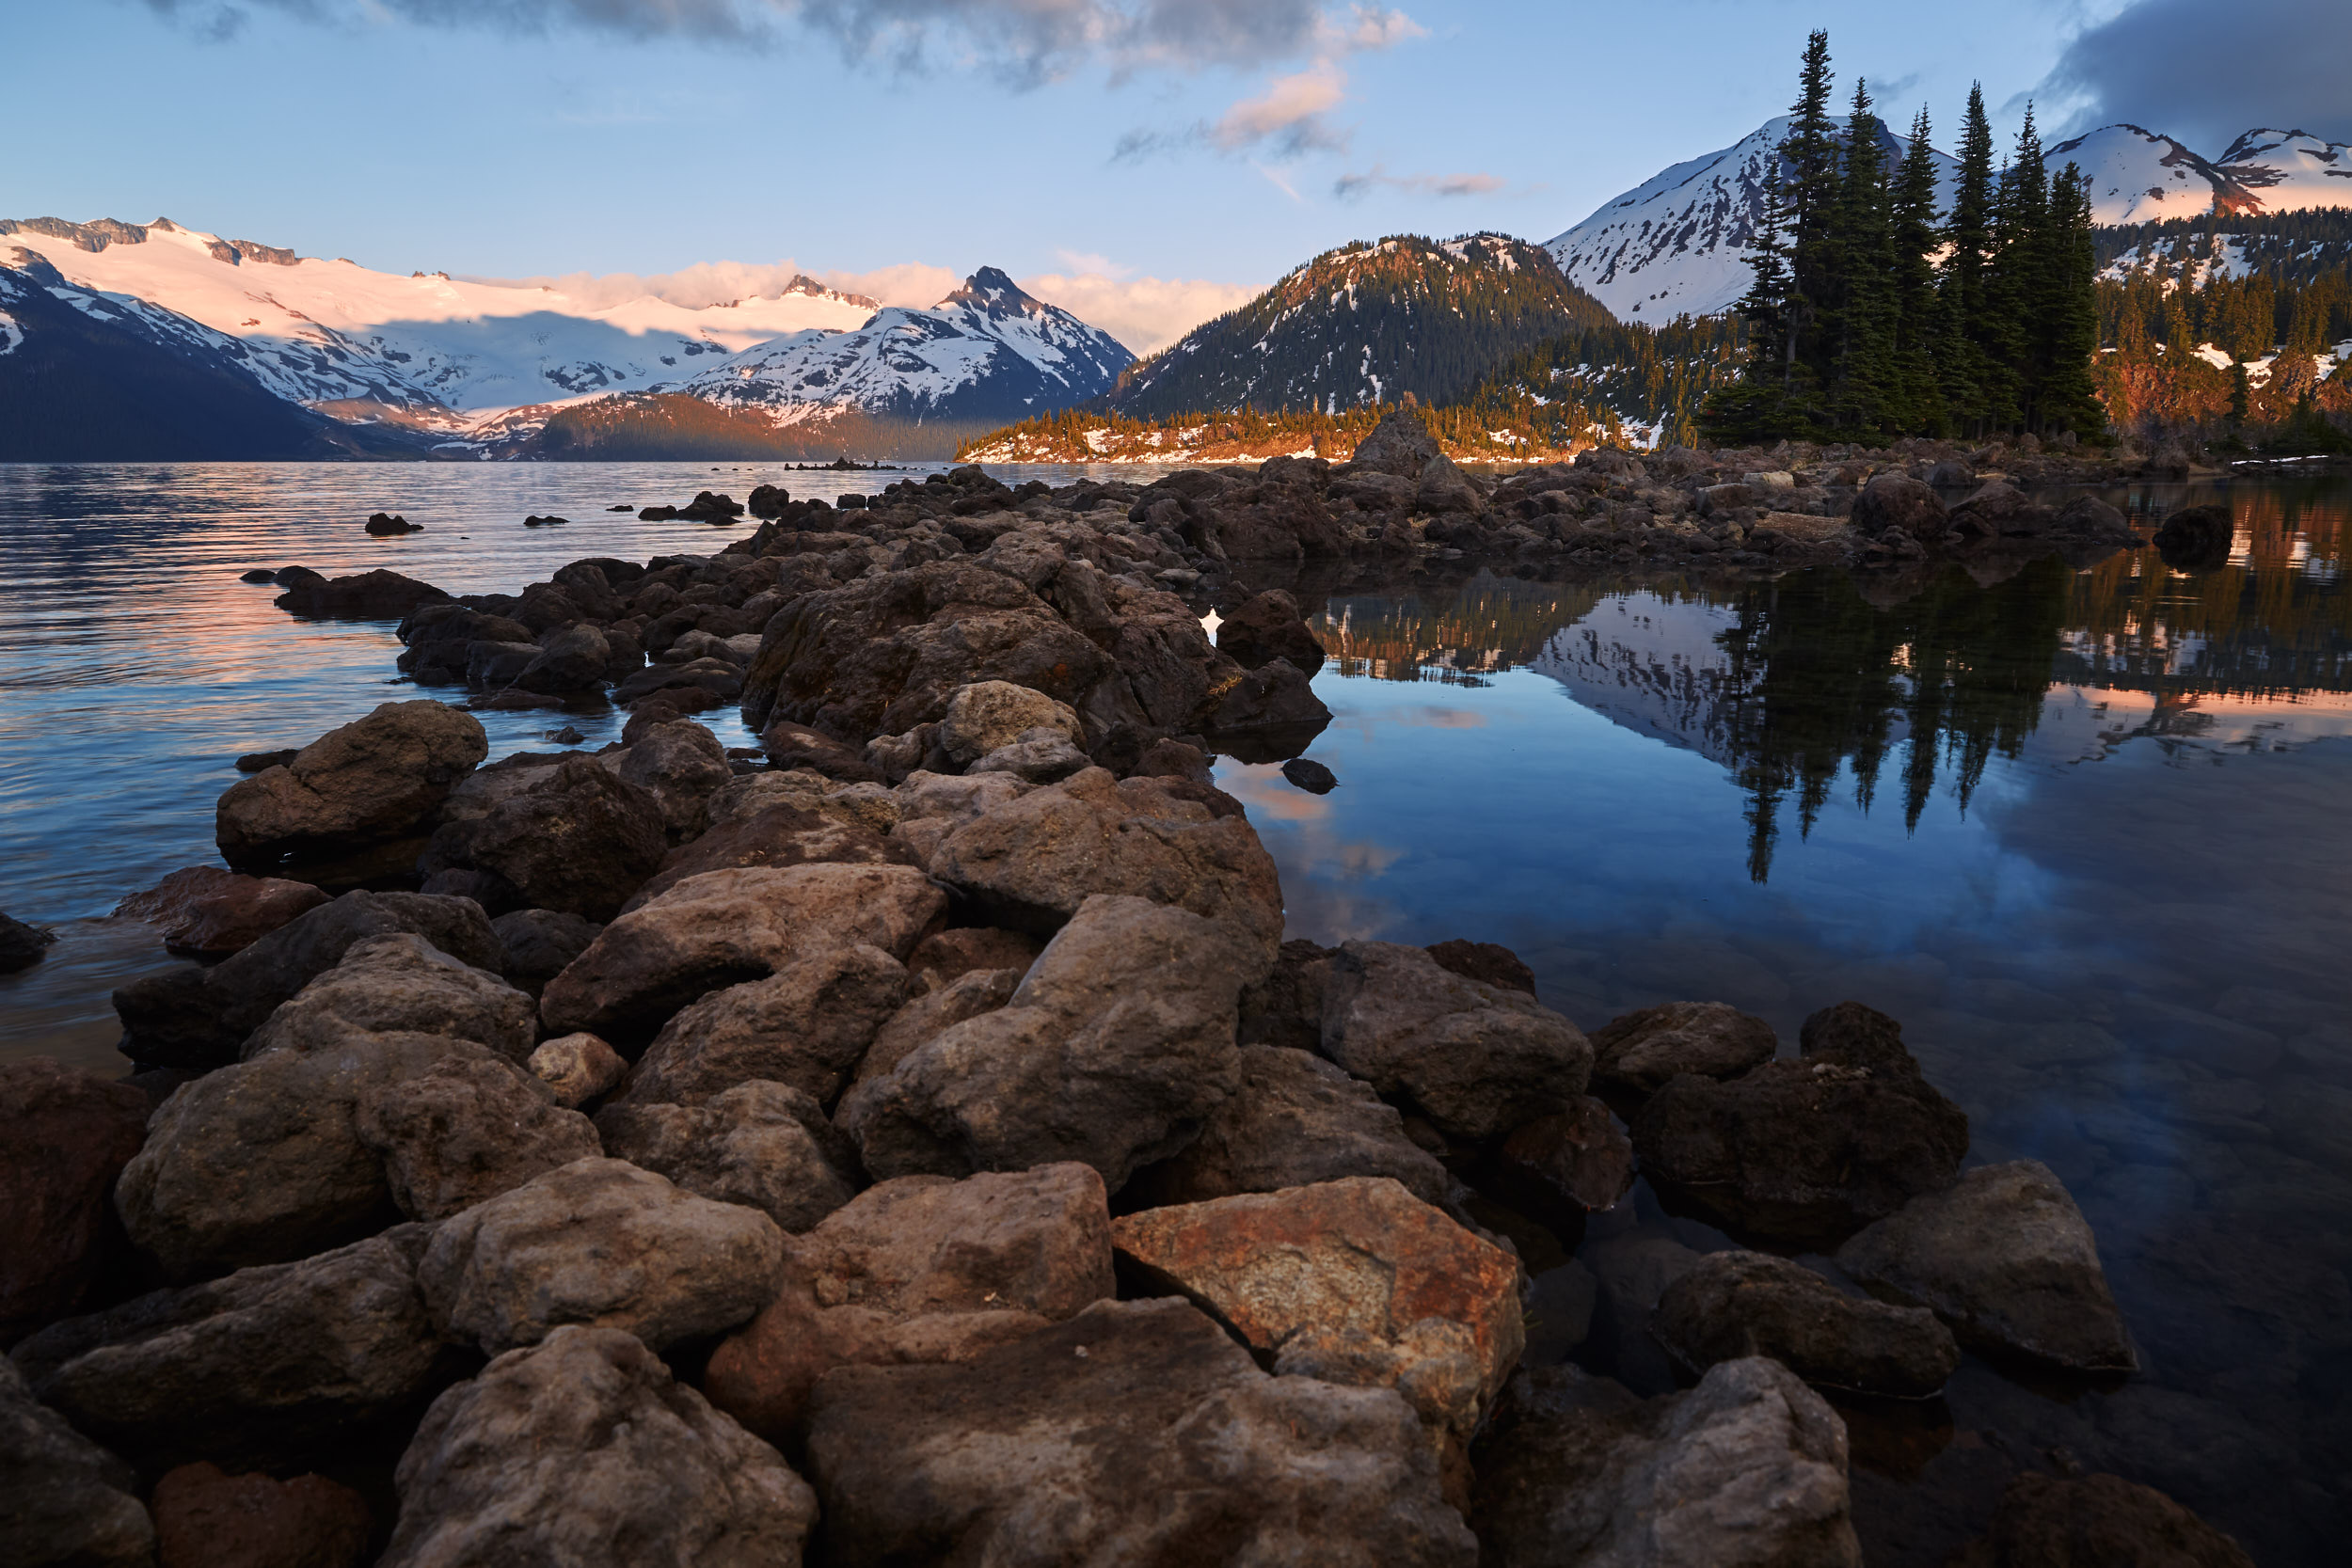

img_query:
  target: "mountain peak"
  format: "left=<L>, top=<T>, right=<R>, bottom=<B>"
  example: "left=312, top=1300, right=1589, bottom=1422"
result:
left=938, top=266, right=1038, bottom=313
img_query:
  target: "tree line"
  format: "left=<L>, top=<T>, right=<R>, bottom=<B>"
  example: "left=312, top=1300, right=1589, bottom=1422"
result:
left=1701, top=30, right=2102, bottom=446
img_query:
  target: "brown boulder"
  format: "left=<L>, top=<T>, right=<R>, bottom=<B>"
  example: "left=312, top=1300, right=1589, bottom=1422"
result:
left=596, top=1082, right=860, bottom=1234
left=1849, top=472, right=1949, bottom=541
left=1216, top=589, right=1327, bottom=675
left=215, top=701, right=485, bottom=876
left=151, top=1462, right=371, bottom=1568
left=1350, top=406, right=1441, bottom=478
left=903, top=925, right=1041, bottom=989
left=115, top=867, right=329, bottom=957
left=617, top=945, right=909, bottom=1108
left=1482, top=1096, right=1636, bottom=1229
left=620, top=801, right=901, bottom=915
left=0, top=1060, right=150, bottom=1345
left=850, top=967, right=1024, bottom=1093
left=1590, top=999, right=1778, bottom=1096
left=1652, top=1250, right=1960, bottom=1399
left=1423, top=937, right=1535, bottom=995
left=440, top=755, right=668, bottom=922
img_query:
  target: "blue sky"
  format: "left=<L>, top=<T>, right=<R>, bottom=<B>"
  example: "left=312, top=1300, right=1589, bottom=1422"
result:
left=13, top=1, right=2344, bottom=347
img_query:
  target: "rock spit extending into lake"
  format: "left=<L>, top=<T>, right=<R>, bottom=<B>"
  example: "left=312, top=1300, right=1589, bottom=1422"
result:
left=1, top=425, right=2252, bottom=1565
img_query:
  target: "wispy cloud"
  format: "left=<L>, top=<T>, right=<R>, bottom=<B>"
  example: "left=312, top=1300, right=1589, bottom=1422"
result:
left=1331, top=165, right=1506, bottom=200
left=1252, top=161, right=1305, bottom=202
left=1113, top=5, right=1422, bottom=163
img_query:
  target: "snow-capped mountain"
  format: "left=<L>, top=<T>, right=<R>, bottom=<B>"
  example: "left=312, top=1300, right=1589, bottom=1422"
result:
left=1543, top=117, right=1960, bottom=325
left=0, top=216, right=877, bottom=422
left=677, top=267, right=1133, bottom=428
left=2044, top=125, right=2257, bottom=223
left=2216, top=130, right=2352, bottom=214
left=1112, top=233, right=1609, bottom=419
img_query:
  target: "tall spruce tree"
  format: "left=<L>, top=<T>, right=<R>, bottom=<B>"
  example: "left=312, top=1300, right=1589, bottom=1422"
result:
left=1941, top=85, right=1998, bottom=434
left=1980, top=103, right=2047, bottom=430
left=1825, top=78, right=1898, bottom=434
left=1891, top=105, right=1948, bottom=435
left=2035, top=163, right=2104, bottom=437
left=1781, top=29, right=1845, bottom=413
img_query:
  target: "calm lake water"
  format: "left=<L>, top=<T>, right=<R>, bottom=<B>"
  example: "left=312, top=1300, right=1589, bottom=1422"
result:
left=3, top=462, right=2347, bottom=1563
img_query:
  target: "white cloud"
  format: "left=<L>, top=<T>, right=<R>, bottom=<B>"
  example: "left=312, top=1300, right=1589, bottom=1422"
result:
left=1114, top=4, right=1422, bottom=162
left=1015, top=270, right=1258, bottom=352
left=481, top=258, right=864, bottom=309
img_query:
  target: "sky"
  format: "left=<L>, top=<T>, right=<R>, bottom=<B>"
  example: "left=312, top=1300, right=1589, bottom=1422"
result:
left=11, top=0, right=2348, bottom=353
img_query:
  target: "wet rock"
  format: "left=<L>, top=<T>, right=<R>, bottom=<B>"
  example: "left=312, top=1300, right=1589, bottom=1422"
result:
left=929, top=767, right=1284, bottom=955
left=1121, top=1044, right=1451, bottom=1209
left=539, top=863, right=946, bottom=1046
left=596, top=1083, right=859, bottom=1235
left=274, top=567, right=448, bottom=619
left=1217, top=589, right=1327, bottom=674
left=1849, top=472, right=1949, bottom=541
left=903, top=924, right=1041, bottom=989
left=1630, top=1001, right=1968, bottom=1245
left=1591, top=999, right=1779, bottom=1096
left=113, top=891, right=503, bottom=1069
left=1280, top=756, right=1338, bottom=793
left=242, top=933, right=537, bottom=1063
left=1320, top=940, right=1593, bottom=1143
left=623, top=800, right=901, bottom=913
left=364, top=512, right=418, bottom=536
left=0, top=1355, right=154, bottom=1568
left=935, top=679, right=1085, bottom=766
left=2053, top=493, right=2139, bottom=544
left=1947, top=1471, right=2254, bottom=1568
left=417, top=1157, right=785, bottom=1354
left=612, top=656, right=744, bottom=707
left=615, top=720, right=734, bottom=841
left=1836, top=1158, right=2136, bottom=1372
left=436, top=755, right=668, bottom=922
left=838, top=894, right=1263, bottom=1192
left=490, top=907, right=601, bottom=999
left=151, top=1462, right=372, bottom=1568
left=1111, top=1177, right=1523, bottom=1459
left=114, top=866, right=329, bottom=958
left=524, top=1032, right=625, bottom=1108
left=704, top=1164, right=1113, bottom=1439
left=11, top=1226, right=453, bottom=1472
left=382, top=1325, right=817, bottom=1568
left=1651, top=1250, right=1960, bottom=1398
left=1482, top=1096, right=1636, bottom=1228
left=2153, top=502, right=2233, bottom=569
left=511, top=622, right=609, bottom=696
left=802, top=1296, right=1475, bottom=1567
left=620, top=945, right=909, bottom=1108
left=1349, top=407, right=1441, bottom=479
left=0, top=1060, right=150, bottom=1345
left=235, top=748, right=299, bottom=772
left=1423, top=937, right=1535, bottom=996
left=850, top=967, right=1025, bottom=1091
left=1191, top=657, right=1333, bottom=754
left=1471, top=1357, right=1861, bottom=1568
left=215, top=701, right=485, bottom=876
left=117, top=1032, right=592, bottom=1278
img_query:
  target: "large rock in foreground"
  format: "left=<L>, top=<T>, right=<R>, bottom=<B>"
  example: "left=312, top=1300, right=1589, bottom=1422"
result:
left=0, top=1060, right=150, bottom=1345
left=1631, top=1001, right=1967, bottom=1245
left=1320, top=940, right=1592, bottom=1143
left=0, top=1355, right=154, bottom=1568
left=616, top=945, right=909, bottom=1111
left=215, top=701, right=485, bottom=876
left=384, top=1325, right=817, bottom=1568
left=241, top=933, right=537, bottom=1063
left=1651, top=1249, right=1959, bottom=1398
left=838, top=894, right=1263, bottom=1192
left=114, top=865, right=330, bottom=957
left=1472, top=1357, right=1862, bottom=1568
left=1836, top=1159, right=2137, bottom=1372
left=803, top=1297, right=1476, bottom=1567
left=595, top=1082, right=859, bottom=1235
left=1589, top=1000, right=1778, bottom=1097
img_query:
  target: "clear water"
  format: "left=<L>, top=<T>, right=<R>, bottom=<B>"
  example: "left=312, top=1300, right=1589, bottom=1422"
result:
left=2, top=463, right=2346, bottom=1562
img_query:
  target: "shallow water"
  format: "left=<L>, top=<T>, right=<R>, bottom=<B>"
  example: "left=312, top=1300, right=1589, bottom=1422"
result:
left=1, top=463, right=2346, bottom=1562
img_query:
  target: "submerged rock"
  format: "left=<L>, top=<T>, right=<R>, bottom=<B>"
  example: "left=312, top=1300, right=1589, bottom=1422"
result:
left=1947, top=1471, right=2254, bottom=1568
left=1651, top=1250, right=1960, bottom=1398
left=1590, top=999, right=1779, bottom=1096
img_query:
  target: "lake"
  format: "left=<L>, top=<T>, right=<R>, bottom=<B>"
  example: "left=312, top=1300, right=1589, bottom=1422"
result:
left=2, top=461, right=2346, bottom=1564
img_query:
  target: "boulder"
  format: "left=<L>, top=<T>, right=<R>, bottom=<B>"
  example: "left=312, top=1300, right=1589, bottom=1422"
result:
left=0, top=910, right=56, bottom=972
left=0, top=1060, right=150, bottom=1345
left=539, top=864, right=946, bottom=1047
left=114, top=866, right=329, bottom=957
left=935, top=680, right=1085, bottom=766
left=1849, top=472, right=1949, bottom=541
left=10, top=1226, right=455, bottom=1472
left=966, top=729, right=1091, bottom=783
left=215, top=701, right=485, bottom=875
left=1414, top=453, right=1484, bottom=514
left=837, top=894, right=1263, bottom=1192
left=382, top=1325, right=817, bottom=1568
left=904, top=924, right=1041, bottom=989
left=1320, top=940, right=1593, bottom=1144
left=417, top=1157, right=785, bottom=1354
left=1350, top=407, right=1441, bottom=479
left=1471, top=1357, right=1861, bottom=1568
left=1481, top=1096, right=1636, bottom=1229
left=1237, top=937, right=1331, bottom=1053
left=1836, top=1158, right=2136, bottom=1372
left=612, top=657, right=743, bottom=707
left=620, top=800, right=900, bottom=914
left=2153, top=502, right=2233, bottom=570
left=2053, top=494, right=2139, bottom=544
left=1651, top=1250, right=1960, bottom=1398
left=704, top=1164, right=1113, bottom=1439
left=117, top=1031, right=594, bottom=1278
left=618, top=945, right=909, bottom=1108
left=241, top=933, right=537, bottom=1064
left=1947, top=1472, right=2255, bottom=1568
left=802, top=1297, right=1476, bottom=1567
left=1630, top=1001, right=1968, bottom=1245
left=596, top=1083, right=859, bottom=1235
left=757, top=719, right=885, bottom=783
left=614, top=720, right=734, bottom=841
left=274, top=568, right=448, bottom=619
left=1279, top=756, right=1338, bottom=793
left=850, top=967, right=1025, bottom=1091
left=151, top=1462, right=372, bottom=1568
left=929, top=767, right=1284, bottom=955
left=511, top=623, right=610, bottom=696
left=113, top=891, right=503, bottom=1070
left=1590, top=999, right=1778, bottom=1096
left=1216, top=590, right=1327, bottom=675
left=1121, top=1044, right=1451, bottom=1210
left=1110, top=1177, right=1523, bottom=1462
left=490, top=907, right=601, bottom=999
left=438, top=756, right=668, bottom=922
left=1191, top=658, right=1333, bottom=756
left=1423, top=937, right=1535, bottom=995
left=526, top=1032, right=627, bottom=1108
left=0, top=1355, right=153, bottom=1568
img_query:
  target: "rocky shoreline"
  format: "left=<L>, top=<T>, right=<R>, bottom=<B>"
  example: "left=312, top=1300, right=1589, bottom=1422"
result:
left=3, top=412, right=2261, bottom=1567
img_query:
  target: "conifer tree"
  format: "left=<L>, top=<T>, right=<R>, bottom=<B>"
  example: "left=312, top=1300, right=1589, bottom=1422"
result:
left=2036, top=163, right=2104, bottom=436
left=1781, top=29, right=1845, bottom=408
left=1890, top=105, right=1948, bottom=435
left=1824, top=77, right=1898, bottom=434
left=1941, top=85, right=1998, bottom=433
left=1980, top=103, right=2046, bottom=430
